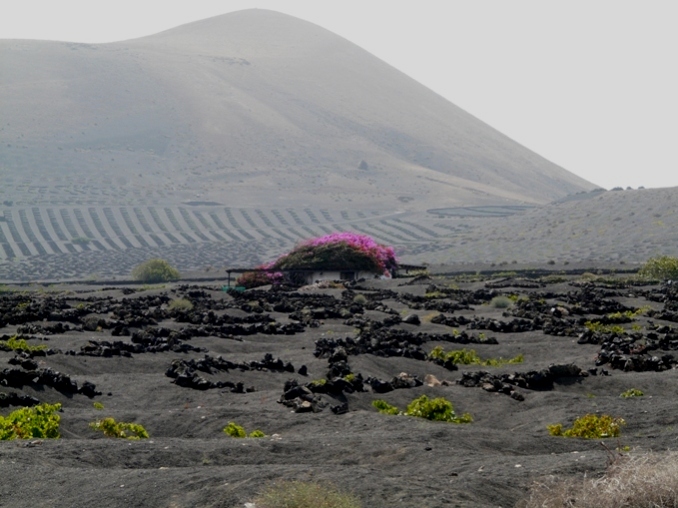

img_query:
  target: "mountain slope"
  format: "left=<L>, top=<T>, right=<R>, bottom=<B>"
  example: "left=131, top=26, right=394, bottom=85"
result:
left=0, top=9, right=595, bottom=210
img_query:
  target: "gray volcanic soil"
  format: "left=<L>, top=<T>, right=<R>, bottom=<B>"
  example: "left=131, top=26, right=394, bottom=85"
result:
left=1, top=272, right=677, bottom=507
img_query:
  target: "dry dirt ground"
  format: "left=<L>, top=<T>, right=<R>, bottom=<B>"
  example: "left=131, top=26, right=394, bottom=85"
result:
left=1, top=271, right=677, bottom=507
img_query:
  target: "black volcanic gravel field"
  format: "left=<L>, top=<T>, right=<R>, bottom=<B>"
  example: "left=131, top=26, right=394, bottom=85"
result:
left=1, top=272, right=678, bottom=507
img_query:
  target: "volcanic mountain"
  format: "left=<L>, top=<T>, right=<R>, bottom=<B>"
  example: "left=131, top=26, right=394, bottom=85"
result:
left=0, top=9, right=596, bottom=211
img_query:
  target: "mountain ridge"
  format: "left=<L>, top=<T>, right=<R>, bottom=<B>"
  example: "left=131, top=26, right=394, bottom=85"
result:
left=0, top=9, right=596, bottom=211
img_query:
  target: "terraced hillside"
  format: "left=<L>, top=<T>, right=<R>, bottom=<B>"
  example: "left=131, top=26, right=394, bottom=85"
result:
left=0, top=205, right=471, bottom=281
left=0, top=206, right=456, bottom=260
left=1, top=186, right=677, bottom=281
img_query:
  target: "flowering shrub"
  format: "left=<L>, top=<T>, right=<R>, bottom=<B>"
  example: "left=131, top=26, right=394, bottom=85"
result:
left=274, top=233, right=397, bottom=274
left=236, top=233, right=397, bottom=289
left=304, top=233, right=397, bottom=272
left=236, top=269, right=282, bottom=289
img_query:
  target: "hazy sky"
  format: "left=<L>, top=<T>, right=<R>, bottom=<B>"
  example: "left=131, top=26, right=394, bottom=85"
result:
left=2, top=1, right=677, bottom=190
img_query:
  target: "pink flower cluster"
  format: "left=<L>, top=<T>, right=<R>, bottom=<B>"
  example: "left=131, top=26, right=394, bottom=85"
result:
left=239, top=233, right=398, bottom=287
left=258, top=261, right=283, bottom=282
left=304, top=232, right=398, bottom=273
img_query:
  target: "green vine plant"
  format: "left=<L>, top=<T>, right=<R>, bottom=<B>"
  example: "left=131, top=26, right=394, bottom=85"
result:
left=372, top=400, right=399, bottom=415
left=489, top=296, right=513, bottom=308
left=583, top=322, right=626, bottom=335
left=0, top=335, right=47, bottom=353
left=372, top=395, right=472, bottom=424
left=548, top=414, right=624, bottom=438
left=223, top=421, right=266, bottom=438
left=585, top=307, right=651, bottom=334
left=607, top=307, right=650, bottom=321
left=89, top=417, right=149, bottom=440
left=429, top=346, right=523, bottom=367
left=620, top=388, right=644, bottom=398
left=0, top=403, right=61, bottom=440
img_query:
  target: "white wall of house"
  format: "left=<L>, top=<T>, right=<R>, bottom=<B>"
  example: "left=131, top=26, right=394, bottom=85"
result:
left=302, top=270, right=384, bottom=285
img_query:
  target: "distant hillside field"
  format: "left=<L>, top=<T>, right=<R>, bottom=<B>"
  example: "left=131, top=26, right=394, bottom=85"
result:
left=0, top=187, right=676, bottom=281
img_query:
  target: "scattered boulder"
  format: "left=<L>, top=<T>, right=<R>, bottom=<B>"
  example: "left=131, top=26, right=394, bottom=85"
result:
left=0, top=366, right=100, bottom=397
left=279, top=380, right=327, bottom=413
left=0, top=391, right=40, bottom=408
left=402, top=314, right=421, bottom=325
left=165, top=358, right=256, bottom=392
left=458, top=363, right=586, bottom=399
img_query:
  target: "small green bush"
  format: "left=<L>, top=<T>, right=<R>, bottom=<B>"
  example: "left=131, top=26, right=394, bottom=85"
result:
left=0, top=335, right=47, bottom=353
left=223, top=421, right=265, bottom=438
left=89, top=417, right=149, bottom=440
left=584, top=321, right=625, bottom=335
left=93, top=402, right=104, bottom=410
left=168, top=298, right=193, bottom=311
left=131, top=258, right=180, bottom=283
left=404, top=395, right=472, bottom=423
left=352, top=294, right=368, bottom=305
left=603, top=311, right=634, bottom=323
left=621, top=388, right=644, bottom=398
left=639, top=255, right=678, bottom=280
left=424, top=291, right=446, bottom=299
left=372, top=399, right=399, bottom=415
left=603, top=307, right=649, bottom=323
left=429, top=346, right=523, bottom=367
left=254, top=480, right=361, bottom=508
left=548, top=414, right=624, bottom=438
left=490, top=296, right=513, bottom=308
left=0, top=403, right=61, bottom=440
left=223, top=421, right=246, bottom=438
left=373, top=396, right=472, bottom=423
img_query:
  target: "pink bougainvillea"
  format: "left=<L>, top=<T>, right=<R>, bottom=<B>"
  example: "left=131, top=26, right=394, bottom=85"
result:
left=302, top=233, right=398, bottom=273
left=236, top=233, right=398, bottom=288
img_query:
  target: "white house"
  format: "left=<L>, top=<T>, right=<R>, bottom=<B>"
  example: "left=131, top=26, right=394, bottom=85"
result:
left=291, top=269, right=385, bottom=286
